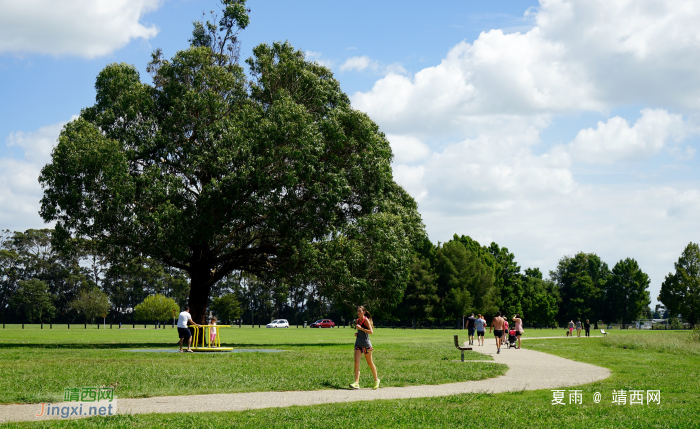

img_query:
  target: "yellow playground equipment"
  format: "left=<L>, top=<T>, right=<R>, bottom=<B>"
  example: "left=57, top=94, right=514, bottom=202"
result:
left=191, top=324, right=233, bottom=352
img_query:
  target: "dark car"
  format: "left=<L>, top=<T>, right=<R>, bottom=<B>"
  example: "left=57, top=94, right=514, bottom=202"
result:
left=310, top=319, right=335, bottom=328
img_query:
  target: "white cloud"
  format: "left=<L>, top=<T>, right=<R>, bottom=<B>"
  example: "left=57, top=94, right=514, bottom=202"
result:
left=305, top=51, right=333, bottom=68
left=340, top=56, right=374, bottom=72
left=348, top=0, right=700, bottom=304
left=386, top=134, right=431, bottom=164
left=0, top=117, right=74, bottom=231
left=0, top=0, right=161, bottom=58
left=351, top=0, right=700, bottom=138
left=339, top=56, right=407, bottom=75
left=568, top=109, right=689, bottom=164
left=6, top=116, right=77, bottom=164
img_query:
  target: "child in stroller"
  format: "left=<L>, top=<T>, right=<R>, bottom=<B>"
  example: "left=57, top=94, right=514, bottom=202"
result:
left=505, top=329, right=517, bottom=349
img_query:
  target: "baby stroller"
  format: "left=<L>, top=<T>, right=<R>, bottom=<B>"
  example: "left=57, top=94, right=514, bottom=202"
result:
left=505, top=330, right=517, bottom=349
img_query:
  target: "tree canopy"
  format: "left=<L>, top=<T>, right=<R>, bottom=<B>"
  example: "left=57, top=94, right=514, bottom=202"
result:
left=660, top=242, right=700, bottom=327
left=605, top=258, right=651, bottom=328
left=38, top=1, right=423, bottom=323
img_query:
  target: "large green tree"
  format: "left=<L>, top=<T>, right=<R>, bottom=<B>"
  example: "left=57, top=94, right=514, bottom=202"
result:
left=435, top=239, right=495, bottom=322
left=69, top=289, right=111, bottom=324
left=521, top=269, right=559, bottom=326
left=605, top=258, right=651, bottom=328
left=9, top=279, right=56, bottom=323
left=133, top=294, right=179, bottom=322
left=550, top=252, right=609, bottom=327
left=660, top=242, right=700, bottom=327
left=486, top=243, right=523, bottom=318
left=39, top=1, right=420, bottom=323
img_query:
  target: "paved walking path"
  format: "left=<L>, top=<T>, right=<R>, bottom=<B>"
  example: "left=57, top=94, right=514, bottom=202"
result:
left=0, top=337, right=610, bottom=423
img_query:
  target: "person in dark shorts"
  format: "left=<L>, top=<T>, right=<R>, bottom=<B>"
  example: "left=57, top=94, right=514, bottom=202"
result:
left=177, top=306, right=201, bottom=352
left=350, top=306, right=380, bottom=390
left=584, top=319, right=591, bottom=337
left=489, top=311, right=505, bottom=354
left=466, top=313, right=476, bottom=345
left=475, top=314, right=486, bottom=346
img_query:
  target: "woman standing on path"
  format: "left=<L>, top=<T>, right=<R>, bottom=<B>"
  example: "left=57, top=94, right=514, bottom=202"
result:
left=584, top=319, right=590, bottom=337
left=350, top=306, right=380, bottom=390
left=568, top=320, right=574, bottom=337
left=576, top=319, right=582, bottom=337
left=512, top=314, right=523, bottom=349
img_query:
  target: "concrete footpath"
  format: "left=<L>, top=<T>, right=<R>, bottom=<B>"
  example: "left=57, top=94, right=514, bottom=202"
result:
left=0, top=337, right=610, bottom=423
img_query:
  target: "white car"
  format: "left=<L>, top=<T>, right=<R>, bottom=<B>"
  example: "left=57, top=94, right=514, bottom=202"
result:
left=266, top=319, right=289, bottom=328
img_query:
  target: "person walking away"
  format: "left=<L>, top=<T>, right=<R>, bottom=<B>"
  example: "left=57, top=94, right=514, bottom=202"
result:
left=475, top=314, right=486, bottom=346
left=350, top=306, right=380, bottom=390
left=568, top=320, right=575, bottom=337
left=576, top=319, right=582, bottom=337
left=512, top=314, right=524, bottom=349
left=489, top=311, right=506, bottom=354
left=210, top=317, right=217, bottom=346
left=466, top=313, right=476, bottom=345
left=584, top=319, right=591, bottom=337
left=177, top=306, right=201, bottom=352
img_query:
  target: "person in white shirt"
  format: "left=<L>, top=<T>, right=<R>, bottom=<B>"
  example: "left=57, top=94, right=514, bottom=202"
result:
left=177, top=306, right=200, bottom=352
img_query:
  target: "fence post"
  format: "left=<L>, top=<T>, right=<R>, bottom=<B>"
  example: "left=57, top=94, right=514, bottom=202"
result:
left=41, top=323, right=43, bottom=329
left=68, top=323, right=70, bottom=329
left=50, top=323, right=52, bottom=329
left=84, top=324, right=86, bottom=329
left=22, top=324, right=24, bottom=329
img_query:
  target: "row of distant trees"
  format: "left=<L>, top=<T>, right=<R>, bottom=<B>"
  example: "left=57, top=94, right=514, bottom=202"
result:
left=394, top=234, right=655, bottom=329
left=3, top=227, right=697, bottom=327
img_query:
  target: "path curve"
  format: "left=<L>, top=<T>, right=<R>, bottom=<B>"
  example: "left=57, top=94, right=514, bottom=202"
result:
left=0, top=337, right=610, bottom=423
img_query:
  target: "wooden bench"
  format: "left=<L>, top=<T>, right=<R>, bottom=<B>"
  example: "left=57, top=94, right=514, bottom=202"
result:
left=454, top=335, right=473, bottom=362
left=600, top=329, right=607, bottom=337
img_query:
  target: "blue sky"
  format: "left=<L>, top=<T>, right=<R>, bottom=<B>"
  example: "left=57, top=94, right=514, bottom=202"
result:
left=2, top=0, right=700, bottom=306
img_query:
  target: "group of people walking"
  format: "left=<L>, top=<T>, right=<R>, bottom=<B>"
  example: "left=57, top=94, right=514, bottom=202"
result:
left=567, top=319, right=591, bottom=337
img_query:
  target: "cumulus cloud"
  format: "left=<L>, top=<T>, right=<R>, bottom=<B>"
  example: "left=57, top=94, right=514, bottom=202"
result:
left=386, top=134, right=431, bottom=164
left=348, top=0, right=700, bottom=302
left=567, top=109, right=689, bottom=164
left=0, top=117, right=74, bottom=231
left=351, top=0, right=700, bottom=137
left=339, top=56, right=407, bottom=75
left=305, top=51, right=333, bottom=68
left=0, top=0, right=161, bottom=58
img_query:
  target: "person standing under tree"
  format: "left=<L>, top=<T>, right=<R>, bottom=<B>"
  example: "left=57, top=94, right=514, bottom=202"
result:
left=350, top=306, right=380, bottom=390
left=210, top=317, right=218, bottom=345
left=177, top=306, right=201, bottom=353
left=584, top=319, right=591, bottom=337
left=466, top=313, right=476, bottom=346
left=489, top=311, right=506, bottom=354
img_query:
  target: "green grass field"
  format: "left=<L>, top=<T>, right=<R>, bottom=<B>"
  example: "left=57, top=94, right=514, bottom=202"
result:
left=2, top=327, right=699, bottom=428
left=0, top=325, right=504, bottom=404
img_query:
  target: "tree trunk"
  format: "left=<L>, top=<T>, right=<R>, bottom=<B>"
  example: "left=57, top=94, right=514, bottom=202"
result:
left=188, top=266, right=214, bottom=325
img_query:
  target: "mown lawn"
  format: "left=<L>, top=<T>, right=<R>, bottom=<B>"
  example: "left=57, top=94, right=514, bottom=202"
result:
left=2, top=329, right=698, bottom=428
left=0, top=325, right=503, bottom=404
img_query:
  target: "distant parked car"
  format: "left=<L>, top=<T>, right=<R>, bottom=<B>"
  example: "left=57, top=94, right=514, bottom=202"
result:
left=310, top=319, right=335, bottom=328
left=266, top=319, right=289, bottom=328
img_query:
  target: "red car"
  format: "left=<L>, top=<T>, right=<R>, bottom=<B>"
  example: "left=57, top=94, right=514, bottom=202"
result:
left=310, top=319, right=335, bottom=328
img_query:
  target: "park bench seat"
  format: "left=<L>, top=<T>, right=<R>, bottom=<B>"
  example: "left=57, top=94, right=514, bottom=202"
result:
left=454, top=335, right=473, bottom=362
left=600, top=329, right=607, bottom=337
